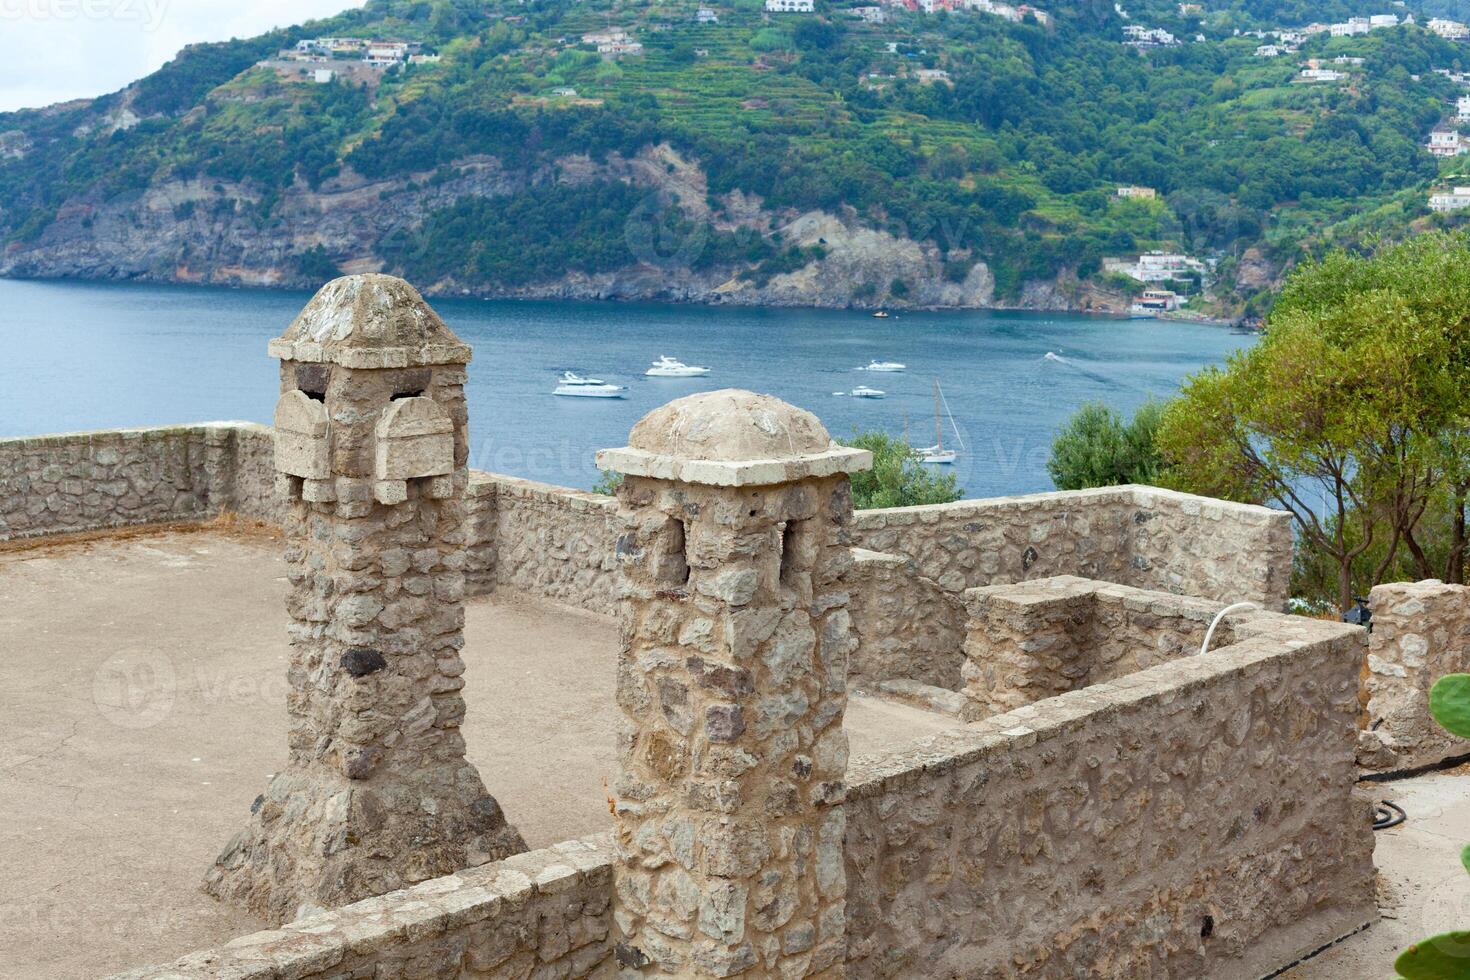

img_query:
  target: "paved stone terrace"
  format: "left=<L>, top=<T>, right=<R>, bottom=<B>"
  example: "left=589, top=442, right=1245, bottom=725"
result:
left=0, top=526, right=959, bottom=979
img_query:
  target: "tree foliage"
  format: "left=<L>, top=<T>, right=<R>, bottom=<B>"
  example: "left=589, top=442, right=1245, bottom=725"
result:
left=1157, top=232, right=1470, bottom=609
left=1047, top=400, right=1165, bottom=490
left=839, top=430, right=963, bottom=510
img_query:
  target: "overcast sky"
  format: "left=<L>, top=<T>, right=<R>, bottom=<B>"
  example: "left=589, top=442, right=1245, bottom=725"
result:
left=0, top=0, right=367, bottom=113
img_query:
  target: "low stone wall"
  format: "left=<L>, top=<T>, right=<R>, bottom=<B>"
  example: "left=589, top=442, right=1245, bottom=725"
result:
left=0, top=422, right=279, bottom=541
left=109, top=836, right=616, bottom=979
left=113, top=616, right=1371, bottom=980
left=851, top=485, right=1291, bottom=608
left=1359, top=580, right=1470, bottom=771
left=845, top=487, right=1290, bottom=689
left=961, top=576, right=1249, bottom=717
left=466, top=471, right=619, bottom=614
left=844, top=615, right=1375, bottom=980
left=848, top=548, right=966, bottom=690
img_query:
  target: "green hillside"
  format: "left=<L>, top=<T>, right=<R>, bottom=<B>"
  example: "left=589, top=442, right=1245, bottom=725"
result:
left=3, top=0, right=1469, bottom=310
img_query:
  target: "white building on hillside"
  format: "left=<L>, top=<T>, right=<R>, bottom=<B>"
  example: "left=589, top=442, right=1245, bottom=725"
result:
left=1428, top=130, right=1469, bottom=156
left=1299, top=67, right=1346, bottom=82
left=1104, top=252, right=1207, bottom=283
left=1429, top=18, right=1470, bottom=39
left=1116, top=185, right=1157, bottom=199
left=1429, top=186, right=1470, bottom=211
left=1458, top=96, right=1470, bottom=121
left=765, top=0, right=815, bottom=11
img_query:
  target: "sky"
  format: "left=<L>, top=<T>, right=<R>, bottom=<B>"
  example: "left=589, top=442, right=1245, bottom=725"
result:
left=0, top=0, right=368, bottom=113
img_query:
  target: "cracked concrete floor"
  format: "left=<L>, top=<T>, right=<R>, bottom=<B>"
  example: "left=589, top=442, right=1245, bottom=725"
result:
left=0, top=526, right=963, bottom=979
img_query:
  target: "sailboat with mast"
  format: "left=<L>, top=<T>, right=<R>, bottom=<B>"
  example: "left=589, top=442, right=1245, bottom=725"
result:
left=917, top=378, right=963, bottom=465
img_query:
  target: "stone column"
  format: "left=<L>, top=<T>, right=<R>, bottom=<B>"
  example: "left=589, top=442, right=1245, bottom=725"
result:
left=1359, top=580, right=1470, bottom=770
left=596, top=390, right=871, bottom=979
left=205, top=274, right=525, bottom=924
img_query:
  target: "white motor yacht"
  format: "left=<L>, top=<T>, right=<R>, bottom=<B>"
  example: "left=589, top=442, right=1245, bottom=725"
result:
left=863, top=360, right=906, bottom=372
left=559, top=371, right=609, bottom=386
left=851, top=385, right=886, bottom=399
left=554, top=383, right=626, bottom=398
left=646, top=355, right=711, bottom=377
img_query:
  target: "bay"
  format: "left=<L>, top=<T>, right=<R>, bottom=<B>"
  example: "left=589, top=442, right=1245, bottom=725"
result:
left=0, top=277, right=1253, bottom=497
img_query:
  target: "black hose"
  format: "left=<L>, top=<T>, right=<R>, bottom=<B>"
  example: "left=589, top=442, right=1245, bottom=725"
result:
left=1373, top=800, right=1406, bottom=830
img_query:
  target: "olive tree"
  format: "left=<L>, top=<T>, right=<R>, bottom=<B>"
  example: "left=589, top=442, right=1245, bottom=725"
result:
left=1157, top=233, right=1470, bottom=611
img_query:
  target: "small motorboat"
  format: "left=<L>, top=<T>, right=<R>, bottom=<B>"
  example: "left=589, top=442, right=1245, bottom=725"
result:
left=559, top=371, right=609, bottom=386
left=645, top=355, right=711, bottom=377
left=851, top=385, right=886, bottom=399
left=872, top=310, right=890, bottom=318
left=863, top=360, right=906, bottom=372
left=554, top=383, right=626, bottom=398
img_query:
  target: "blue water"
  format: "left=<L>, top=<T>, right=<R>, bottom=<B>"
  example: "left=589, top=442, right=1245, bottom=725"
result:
left=0, top=278, right=1254, bottom=497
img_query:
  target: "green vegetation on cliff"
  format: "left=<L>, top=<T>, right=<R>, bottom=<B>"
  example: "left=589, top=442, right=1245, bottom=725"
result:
left=3, top=0, right=1470, bottom=304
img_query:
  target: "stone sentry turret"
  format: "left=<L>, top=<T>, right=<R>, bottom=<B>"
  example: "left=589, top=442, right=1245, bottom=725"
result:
left=205, top=274, right=525, bottom=924
left=597, top=390, right=871, bottom=978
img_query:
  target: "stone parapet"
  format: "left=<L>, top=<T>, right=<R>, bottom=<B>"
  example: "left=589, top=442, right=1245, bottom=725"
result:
left=1359, top=579, right=1470, bottom=771
left=467, top=470, right=620, bottom=614
left=0, top=421, right=279, bottom=541
left=852, top=484, right=1291, bottom=609
left=845, top=613, right=1375, bottom=979
left=961, top=575, right=1261, bottom=717
left=108, top=836, right=615, bottom=979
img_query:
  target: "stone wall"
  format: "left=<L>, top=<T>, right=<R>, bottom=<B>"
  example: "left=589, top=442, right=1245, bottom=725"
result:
left=844, top=615, right=1375, bottom=980
left=847, top=549, right=966, bottom=690
left=110, top=836, right=615, bottom=979
left=851, top=485, right=1291, bottom=607
left=844, top=489, right=1288, bottom=690
left=0, top=422, right=279, bottom=541
left=1358, top=580, right=1470, bottom=771
left=114, top=618, right=1372, bottom=980
left=465, top=471, right=620, bottom=613
left=961, top=576, right=1248, bottom=717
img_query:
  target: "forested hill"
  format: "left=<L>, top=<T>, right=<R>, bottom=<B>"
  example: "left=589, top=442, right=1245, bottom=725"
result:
left=2, top=0, right=1468, bottom=314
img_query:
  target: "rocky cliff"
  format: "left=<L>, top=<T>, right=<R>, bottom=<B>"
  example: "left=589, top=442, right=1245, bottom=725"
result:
left=0, top=143, right=1127, bottom=313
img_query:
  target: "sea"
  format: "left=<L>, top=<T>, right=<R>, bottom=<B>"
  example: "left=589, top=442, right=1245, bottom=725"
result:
left=0, top=278, right=1255, bottom=497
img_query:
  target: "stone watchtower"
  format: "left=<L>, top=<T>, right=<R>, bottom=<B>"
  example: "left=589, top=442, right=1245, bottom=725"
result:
left=596, top=390, right=871, bottom=978
left=205, top=275, right=525, bottom=924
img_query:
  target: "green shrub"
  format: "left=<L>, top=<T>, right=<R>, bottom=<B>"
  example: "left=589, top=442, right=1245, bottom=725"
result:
left=839, top=430, right=962, bottom=510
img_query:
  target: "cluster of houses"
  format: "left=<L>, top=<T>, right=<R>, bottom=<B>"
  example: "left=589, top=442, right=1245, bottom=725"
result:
left=1104, top=251, right=1208, bottom=284
left=1313, top=13, right=1403, bottom=37
left=1428, top=18, right=1470, bottom=40
left=288, top=37, right=437, bottom=68
left=581, top=29, right=644, bottom=56
left=258, top=36, right=439, bottom=84
left=772, top=0, right=1052, bottom=22
left=1123, top=25, right=1178, bottom=47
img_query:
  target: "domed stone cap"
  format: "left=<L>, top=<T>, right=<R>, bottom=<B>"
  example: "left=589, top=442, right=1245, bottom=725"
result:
left=597, top=389, right=871, bottom=487
left=268, top=274, right=471, bottom=369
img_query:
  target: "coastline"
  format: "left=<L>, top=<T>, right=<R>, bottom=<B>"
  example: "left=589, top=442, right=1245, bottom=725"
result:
left=0, top=270, right=1247, bottom=324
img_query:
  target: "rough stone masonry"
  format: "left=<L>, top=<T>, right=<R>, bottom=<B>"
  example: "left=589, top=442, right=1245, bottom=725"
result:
left=204, top=274, right=526, bottom=924
left=597, top=390, right=871, bottom=979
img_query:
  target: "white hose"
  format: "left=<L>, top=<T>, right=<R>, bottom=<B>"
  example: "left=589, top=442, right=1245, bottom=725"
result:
left=1200, top=601, right=1259, bottom=656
